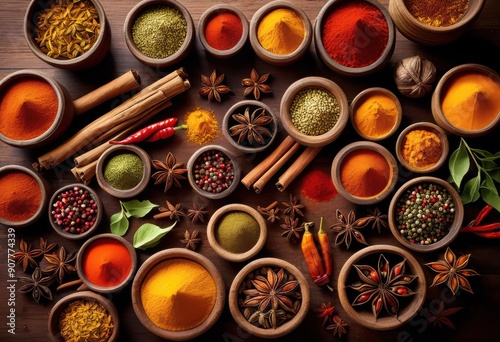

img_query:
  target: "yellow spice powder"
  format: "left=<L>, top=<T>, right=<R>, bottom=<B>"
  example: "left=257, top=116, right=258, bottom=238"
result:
left=354, top=93, right=398, bottom=138
left=257, top=8, right=305, bottom=55
left=402, top=129, right=441, bottom=169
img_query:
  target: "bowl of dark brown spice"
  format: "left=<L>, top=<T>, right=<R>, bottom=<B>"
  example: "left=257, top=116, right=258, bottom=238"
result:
left=229, top=257, right=310, bottom=338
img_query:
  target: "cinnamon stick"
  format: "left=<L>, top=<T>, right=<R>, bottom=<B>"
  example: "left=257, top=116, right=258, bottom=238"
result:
left=275, top=146, right=323, bottom=192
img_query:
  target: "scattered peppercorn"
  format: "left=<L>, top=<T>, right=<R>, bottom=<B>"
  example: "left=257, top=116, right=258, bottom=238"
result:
left=193, top=150, right=235, bottom=193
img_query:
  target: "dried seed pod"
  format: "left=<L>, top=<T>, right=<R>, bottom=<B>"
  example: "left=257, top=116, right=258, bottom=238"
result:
left=394, top=55, right=437, bottom=98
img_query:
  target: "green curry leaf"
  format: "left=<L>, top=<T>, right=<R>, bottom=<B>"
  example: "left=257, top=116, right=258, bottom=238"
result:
left=122, top=200, right=158, bottom=218
left=133, top=222, right=176, bottom=250
left=481, top=187, right=500, bottom=212
left=448, top=139, right=470, bottom=188
left=460, top=173, right=481, bottom=204
left=110, top=210, right=129, bottom=236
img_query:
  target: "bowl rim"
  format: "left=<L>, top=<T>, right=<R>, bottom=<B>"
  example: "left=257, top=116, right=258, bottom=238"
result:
left=388, top=176, right=464, bottom=253
left=131, top=248, right=226, bottom=340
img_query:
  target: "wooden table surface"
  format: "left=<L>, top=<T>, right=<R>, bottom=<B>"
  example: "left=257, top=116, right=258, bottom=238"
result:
left=1, top=1, right=499, bottom=341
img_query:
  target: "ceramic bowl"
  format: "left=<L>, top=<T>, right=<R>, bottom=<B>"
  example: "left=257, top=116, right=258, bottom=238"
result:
left=24, top=0, right=111, bottom=70
left=48, top=183, right=102, bottom=240
left=249, top=0, right=313, bottom=66
left=280, top=76, right=349, bottom=147
left=186, top=144, right=241, bottom=200
left=0, top=165, right=50, bottom=228
left=314, top=0, right=395, bottom=76
left=207, top=203, right=267, bottom=262
left=338, top=244, right=426, bottom=330
left=431, top=63, right=500, bottom=137
left=48, top=291, right=120, bottom=342
left=395, top=122, right=449, bottom=173
left=96, top=144, right=152, bottom=199
left=0, top=70, right=74, bottom=149
left=350, top=87, right=402, bottom=141
left=198, top=5, right=249, bottom=59
left=229, top=257, right=310, bottom=338
left=388, top=176, right=464, bottom=253
left=131, top=248, right=225, bottom=341
left=124, top=0, right=195, bottom=68
left=389, top=0, right=485, bottom=45
left=331, top=141, right=398, bottom=205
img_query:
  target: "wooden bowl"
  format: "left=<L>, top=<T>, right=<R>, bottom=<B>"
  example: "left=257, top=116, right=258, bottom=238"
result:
left=431, top=63, right=500, bottom=137
left=131, top=248, right=225, bottom=340
left=124, top=0, right=195, bottom=68
left=349, top=87, right=402, bottom=141
left=389, top=0, right=485, bottom=45
left=395, top=122, right=449, bottom=173
left=249, top=0, right=313, bottom=66
left=314, top=0, right=396, bottom=76
left=96, top=144, right=152, bottom=199
left=24, top=0, right=111, bottom=70
left=338, top=244, right=426, bottom=330
left=223, top=100, right=278, bottom=153
left=0, top=165, right=50, bottom=228
left=48, top=291, right=120, bottom=342
left=0, top=70, right=74, bottom=149
left=388, top=176, right=464, bottom=253
left=186, top=144, right=241, bottom=200
left=229, top=257, right=310, bottom=338
left=207, top=203, right=267, bottom=262
left=331, top=141, right=398, bottom=205
left=76, top=233, right=137, bottom=293
left=198, top=5, right=249, bottom=59
left=49, top=183, right=102, bottom=240
left=280, top=76, right=349, bottom=147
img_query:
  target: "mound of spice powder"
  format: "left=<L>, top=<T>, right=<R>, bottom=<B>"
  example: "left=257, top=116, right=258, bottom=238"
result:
left=353, top=93, right=398, bottom=139
left=103, top=152, right=144, bottom=190
left=403, top=0, right=470, bottom=27
left=0, top=170, right=41, bottom=222
left=204, top=11, right=243, bottom=50
left=257, top=8, right=305, bottom=55
left=215, top=211, right=260, bottom=253
left=401, top=129, right=442, bottom=169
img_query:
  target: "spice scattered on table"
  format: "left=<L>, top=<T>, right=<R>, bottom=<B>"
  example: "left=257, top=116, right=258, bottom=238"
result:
left=0, top=170, right=42, bottom=223
left=12, top=239, right=43, bottom=272
left=180, top=229, right=201, bottom=250
left=242, top=69, right=272, bottom=100
left=301, top=219, right=332, bottom=288
left=421, top=301, right=463, bottom=329
left=151, top=152, right=187, bottom=192
left=229, top=106, right=273, bottom=146
left=461, top=204, right=500, bottom=238
left=282, top=194, right=305, bottom=218
left=19, top=267, right=53, bottom=303
left=366, top=207, right=389, bottom=233
left=299, top=168, right=337, bottom=202
left=353, top=92, right=398, bottom=139
left=401, top=129, right=442, bottom=169
left=280, top=215, right=305, bottom=243
left=110, top=117, right=179, bottom=145
left=198, top=69, right=231, bottom=103
left=204, top=11, right=243, bottom=51
left=187, top=201, right=208, bottom=224
left=184, top=107, right=219, bottom=144
left=314, top=302, right=336, bottom=327
left=192, top=149, right=235, bottom=194
left=104, top=152, right=144, bottom=190
left=257, top=200, right=280, bottom=223
left=329, top=209, right=369, bottom=249
left=215, top=211, right=260, bottom=253
left=44, top=246, right=76, bottom=284
left=326, top=315, right=348, bottom=338
left=403, top=0, right=470, bottom=27
left=394, top=55, right=436, bottom=98
left=154, top=200, right=185, bottom=221
left=257, top=8, right=305, bottom=55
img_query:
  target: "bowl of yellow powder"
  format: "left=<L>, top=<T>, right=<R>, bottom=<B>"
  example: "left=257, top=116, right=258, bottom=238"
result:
left=131, top=248, right=225, bottom=340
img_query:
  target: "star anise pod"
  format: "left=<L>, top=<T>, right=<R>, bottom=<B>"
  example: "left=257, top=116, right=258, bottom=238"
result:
left=326, top=315, right=348, bottom=338
left=366, top=207, right=389, bottom=233
left=18, top=267, right=53, bottom=303
left=12, top=239, right=43, bottom=272
left=187, top=202, right=208, bottom=224
left=257, top=201, right=280, bottom=223
left=157, top=201, right=185, bottom=221
left=422, top=301, right=463, bottom=329
left=282, top=194, right=304, bottom=218
left=151, top=152, right=187, bottom=192
left=280, top=215, right=305, bottom=243
left=44, top=246, right=77, bottom=284
left=181, top=230, right=201, bottom=251
left=229, top=107, right=273, bottom=145
left=38, top=237, right=57, bottom=255
left=329, top=209, right=370, bottom=248
left=242, top=68, right=272, bottom=100
left=199, top=69, right=230, bottom=102
left=314, top=302, right=336, bottom=326
left=425, top=247, right=480, bottom=295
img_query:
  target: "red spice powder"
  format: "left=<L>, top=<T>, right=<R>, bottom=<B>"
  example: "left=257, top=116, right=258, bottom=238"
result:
left=204, top=11, right=243, bottom=51
left=0, top=171, right=42, bottom=222
left=299, top=168, right=337, bottom=202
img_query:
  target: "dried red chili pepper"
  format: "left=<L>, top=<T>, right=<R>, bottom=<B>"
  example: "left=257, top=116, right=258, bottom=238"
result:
left=109, top=117, right=178, bottom=144
left=461, top=223, right=500, bottom=233
left=143, top=125, right=187, bottom=142
left=301, top=221, right=330, bottom=287
left=468, top=204, right=493, bottom=226
left=317, top=217, right=332, bottom=278
left=471, top=231, right=500, bottom=239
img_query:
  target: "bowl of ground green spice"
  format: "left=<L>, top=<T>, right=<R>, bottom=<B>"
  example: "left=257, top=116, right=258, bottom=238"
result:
left=124, top=0, right=195, bottom=68
left=96, top=144, right=151, bottom=199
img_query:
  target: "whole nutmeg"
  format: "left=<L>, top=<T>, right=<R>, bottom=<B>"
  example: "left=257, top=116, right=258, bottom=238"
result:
left=394, top=55, right=436, bottom=98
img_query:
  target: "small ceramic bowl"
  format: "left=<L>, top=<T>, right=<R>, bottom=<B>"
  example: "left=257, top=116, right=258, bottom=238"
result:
left=48, top=291, right=120, bottom=342
left=280, top=76, right=349, bottom=147
left=389, top=0, right=485, bottom=45
left=223, top=100, right=278, bottom=154
left=76, top=234, right=137, bottom=293
left=207, top=203, right=267, bottom=262
left=96, top=144, right=152, bottom=199
left=249, top=0, right=313, bottom=66
left=314, top=0, right=395, bottom=76
left=24, top=0, right=111, bottom=70
left=331, top=141, right=398, bottom=205
left=388, top=176, right=464, bottom=253
left=186, top=144, right=241, bottom=200
left=124, top=0, right=195, bottom=68
left=350, top=87, right=402, bottom=141
left=229, top=257, right=310, bottom=338
left=198, top=5, right=249, bottom=59
left=0, top=70, right=74, bottom=149
left=338, top=244, right=426, bottom=330
left=0, top=165, right=50, bottom=228
left=395, top=122, right=449, bottom=173
left=131, top=248, right=225, bottom=340
left=431, top=63, right=500, bottom=137
left=49, top=183, right=102, bottom=240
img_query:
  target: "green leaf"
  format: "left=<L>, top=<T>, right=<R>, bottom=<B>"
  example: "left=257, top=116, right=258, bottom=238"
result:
left=481, top=188, right=500, bottom=212
left=110, top=210, right=129, bottom=236
left=481, top=173, right=498, bottom=195
left=122, top=200, right=158, bottom=218
left=133, top=222, right=176, bottom=250
left=489, top=168, right=500, bottom=183
left=448, top=139, right=470, bottom=189
left=470, top=148, right=494, bottom=158
left=460, top=173, right=481, bottom=204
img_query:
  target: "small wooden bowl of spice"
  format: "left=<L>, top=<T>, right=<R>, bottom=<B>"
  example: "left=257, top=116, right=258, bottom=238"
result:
left=24, top=0, right=111, bottom=70
left=96, top=144, right=152, bottom=199
left=124, top=0, right=195, bottom=68
left=388, top=176, right=464, bottom=253
left=280, top=76, right=349, bottom=147
left=229, top=257, right=310, bottom=338
left=207, top=203, right=267, bottom=262
left=338, top=244, right=426, bottom=330
left=48, top=290, right=119, bottom=342
left=131, top=248, right=225, bottom=340
left=431, top=63, right=500, bottom=137
left=331, top=141, right=398, bottom=205
left=395, top=122, right=449, bottom=173
left=249, top=0, right=313, bottom=66
left=314, top=0, right=396, bottom=76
